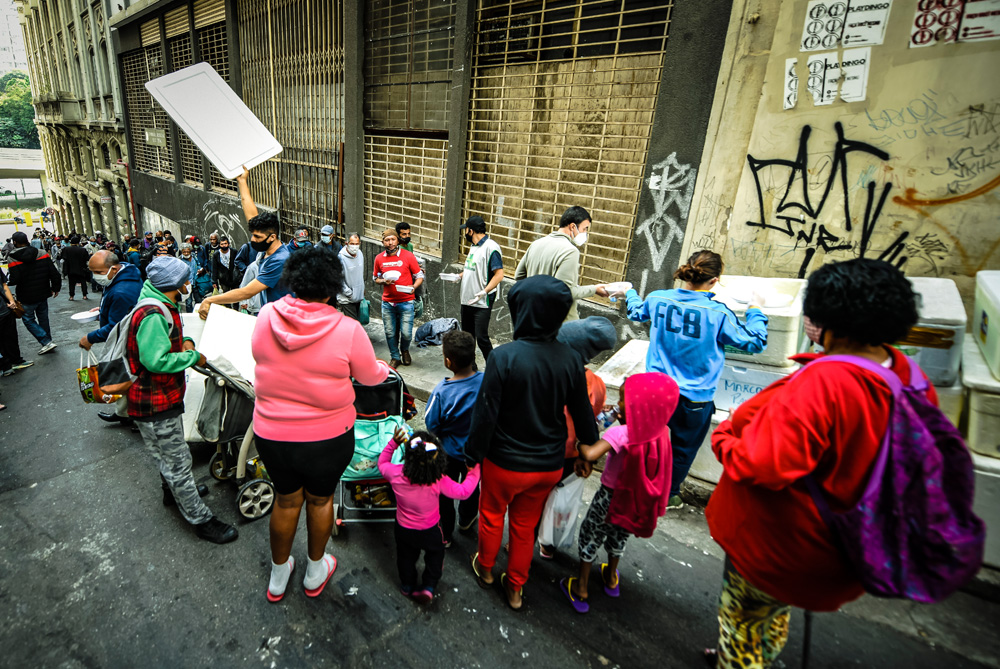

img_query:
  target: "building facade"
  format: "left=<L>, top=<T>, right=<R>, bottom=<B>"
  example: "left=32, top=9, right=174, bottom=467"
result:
left=14, top=0, right=132, bottom=241
left=1, top=0, right=29, bottom=73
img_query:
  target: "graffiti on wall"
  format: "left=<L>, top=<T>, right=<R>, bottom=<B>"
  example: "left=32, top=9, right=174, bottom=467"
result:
left=202, top=195, right=248, bottom=244
left=636, top=152, right=697, bottom=272
left=746, top=122, right=909, bottom=278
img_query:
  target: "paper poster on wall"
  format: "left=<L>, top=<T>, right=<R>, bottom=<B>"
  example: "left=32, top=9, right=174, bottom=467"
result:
left=842, top=0, right=893, bottom=46
left=784, top=58, right=799, bottom=110
left=910, top=0, right=965, bottom=47
left=145, top=63, right=282, bottom=179
left=960, top=0, right=1000, bottom=41
left=806, top=52, right=839, bottom=105
left=839, top=47, right=872, bottom=101
left=801, top=0, right=849, bottom=50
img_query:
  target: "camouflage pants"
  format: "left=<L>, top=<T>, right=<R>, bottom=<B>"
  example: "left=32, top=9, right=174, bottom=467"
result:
left=136, top=416, right=214, bottom=525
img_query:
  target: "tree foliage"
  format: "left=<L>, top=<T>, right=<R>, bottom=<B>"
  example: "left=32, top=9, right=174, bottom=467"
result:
left=0, top=71, right=40, bottom=150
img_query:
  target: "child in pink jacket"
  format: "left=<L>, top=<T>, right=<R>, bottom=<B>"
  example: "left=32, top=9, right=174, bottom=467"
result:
left=379, top=426, right=481, bottom=603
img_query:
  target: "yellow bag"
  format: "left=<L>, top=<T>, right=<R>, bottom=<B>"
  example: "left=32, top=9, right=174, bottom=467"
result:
left=77, top=351, right=121, bottom=404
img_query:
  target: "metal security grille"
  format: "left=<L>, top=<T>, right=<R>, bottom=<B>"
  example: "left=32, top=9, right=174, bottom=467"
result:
left=238, top=0, right=346, bottom=240
left=463, top=0, right=670, bottom=287
left=364, top=135, right=447, bottom=255
left=364, top=0, right=455, bottom=256
left=197, top=23, right=236, bottom=194
left=365, top=0, right=455, bottom=131
left=121, top=46, right=173, bottom=177
left=168, top=34, right=202, bottom=186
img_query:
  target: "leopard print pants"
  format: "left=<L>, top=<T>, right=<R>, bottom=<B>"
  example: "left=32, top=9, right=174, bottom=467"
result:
left=716, top=559, right=791, bottom=669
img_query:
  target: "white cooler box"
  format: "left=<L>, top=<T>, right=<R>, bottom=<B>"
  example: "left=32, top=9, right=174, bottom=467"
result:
left=714, top=276, right=806, bottom=368
left=894, top=277, right=966, bottom=387
left=972, top=453, right=1000, bottom=569
left=935, top=381, right=966, bottom=429
left=973, top=270, right=1000, bottom=380
left=689, top=409, right=729, bottom=485
left=716, top=360, right=798, bottom=412
left=962, top=339, right=1000, bottom=460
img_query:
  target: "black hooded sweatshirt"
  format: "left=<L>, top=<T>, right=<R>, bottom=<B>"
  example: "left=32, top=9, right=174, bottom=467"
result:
left=8, top=245, right=61, bottom=304
left=465, top=275, right=600, bottom=472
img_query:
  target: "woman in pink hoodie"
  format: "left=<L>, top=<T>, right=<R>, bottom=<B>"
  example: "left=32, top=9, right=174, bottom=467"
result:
left=251, top=247, right=390, bottom=603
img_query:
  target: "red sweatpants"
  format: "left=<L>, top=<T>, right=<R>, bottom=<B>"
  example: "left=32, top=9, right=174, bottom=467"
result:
left=478, top=459, right=562, bottom=589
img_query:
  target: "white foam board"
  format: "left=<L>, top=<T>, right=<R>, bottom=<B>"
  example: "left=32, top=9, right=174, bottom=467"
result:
left=145, top=63, right=281, bottom=179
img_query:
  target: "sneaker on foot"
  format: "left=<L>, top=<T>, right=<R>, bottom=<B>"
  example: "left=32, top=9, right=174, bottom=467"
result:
left=1, top=369, right=13, bottom=377
left=194, top=517, right=238, bottom=544
left=667, top=495, right=684, bottom=510
left=12, top=361, right=34, bottom=370
left=411, top=588, right=434, bottom=604
left=38, top=342, right=57, bottom=355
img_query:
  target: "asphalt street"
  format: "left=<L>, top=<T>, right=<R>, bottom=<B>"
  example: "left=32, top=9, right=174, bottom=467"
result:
left=0, top=293, right=997, bottom=668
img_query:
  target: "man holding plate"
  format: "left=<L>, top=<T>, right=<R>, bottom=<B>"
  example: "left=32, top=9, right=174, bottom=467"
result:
left=373, top=229, right=423, bottom=369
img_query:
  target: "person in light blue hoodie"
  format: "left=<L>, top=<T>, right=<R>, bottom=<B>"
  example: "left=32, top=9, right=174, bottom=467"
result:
left=625, top=250, right=768, bottom=508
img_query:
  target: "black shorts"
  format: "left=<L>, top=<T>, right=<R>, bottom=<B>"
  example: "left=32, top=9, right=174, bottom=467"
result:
left=254, top=428, right=355, bottom=497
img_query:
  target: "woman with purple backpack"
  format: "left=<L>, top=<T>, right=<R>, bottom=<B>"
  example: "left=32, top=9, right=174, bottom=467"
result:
left=702, top=259, right=940, bottom=668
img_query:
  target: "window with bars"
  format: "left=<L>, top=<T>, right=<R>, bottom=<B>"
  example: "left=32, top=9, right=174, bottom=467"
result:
left=237, top=0, right=347, bottom=241
left=121, top=46, right=173, bottom=177
left=462, top=0, right=671, bottom=289
left=198, top=23, right=237, bottom=194
left=168, top=34, right=202, bottom=186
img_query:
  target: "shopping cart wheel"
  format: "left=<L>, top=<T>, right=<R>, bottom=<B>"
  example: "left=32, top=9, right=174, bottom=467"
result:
left=331, top=504, right=341, bottom=537
left=209, top=452, right=233, bottom=481
left=236, top=478, right=275, bottom=520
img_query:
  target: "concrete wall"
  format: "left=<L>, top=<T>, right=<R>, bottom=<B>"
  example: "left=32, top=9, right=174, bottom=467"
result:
left=132, top=171, right=252, bottom=245
left=682, top=0, right=1000, bottom=314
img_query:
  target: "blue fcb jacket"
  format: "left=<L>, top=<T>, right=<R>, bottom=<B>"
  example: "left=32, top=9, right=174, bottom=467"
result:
left=625, top=288, right=768, bottom=402
left=86, top=263, right=142, bottom=344
left=424, top=372, right=484, bottom=460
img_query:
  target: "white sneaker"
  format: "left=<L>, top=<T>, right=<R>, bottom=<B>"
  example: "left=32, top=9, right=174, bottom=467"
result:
left=38, top=342, right=57, bottom=355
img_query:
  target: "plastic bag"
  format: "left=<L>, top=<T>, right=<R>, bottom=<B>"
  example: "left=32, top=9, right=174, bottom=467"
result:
left=77, top=351, right=121, bottom=405
left=359, top=298, right=370, bottom=325
left=538, top=474, right=586, bottom=550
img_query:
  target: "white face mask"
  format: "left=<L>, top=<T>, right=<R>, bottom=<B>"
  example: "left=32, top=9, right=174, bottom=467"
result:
left=178, top=282, right=192, bottom=298
left=321, top=235, right=332, bottom=244
left=347, top=244, right=359, bottom=255
left=573, top=231, right=588, bottom=246
left=92, top=271, right=113, bottom=287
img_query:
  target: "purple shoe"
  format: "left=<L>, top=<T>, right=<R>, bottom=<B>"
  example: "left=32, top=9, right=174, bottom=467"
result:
left=559, top=578, right=589, bottom=614
left=601, top=564, right=620, bottom=598
left=411, top=588, right=434, bottom=604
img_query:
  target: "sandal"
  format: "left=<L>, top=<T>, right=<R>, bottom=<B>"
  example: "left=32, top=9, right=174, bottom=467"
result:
left=500, top=572, right=524, bottom=611
left=303, top=554, right=338, bottom=598
left=703, top=648, right=718, bottom=667
left=559, top=577, right=589, bottom=614
left=470, top=552, right=492, bottom=588
left=266, top=556, right=295, bottom=603
left=601, top=563, right=620, bottom=598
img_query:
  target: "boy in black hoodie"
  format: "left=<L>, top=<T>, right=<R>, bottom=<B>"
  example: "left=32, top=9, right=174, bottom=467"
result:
left=7, top=231, right=61, bottom=354
left=465, top=275, right=599, bottom=610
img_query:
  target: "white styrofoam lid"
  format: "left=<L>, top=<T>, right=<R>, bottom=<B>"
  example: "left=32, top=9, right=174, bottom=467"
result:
left=713, top=275, right=806, bottom=317
left=908, top=277, right=967, bottom=325
left=977, top=271, right=1000, bottom=305
left=962, top=338, right=1000, bottom=393
left=145, top=63, right=282, bottom=179
left=972, top=451, right=1000, bottom=476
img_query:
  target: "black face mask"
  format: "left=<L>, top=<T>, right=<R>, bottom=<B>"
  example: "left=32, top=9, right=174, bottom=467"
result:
left=399, top=236, right=410, bottom=245
left=250, top=236, right=273, bottom=253
left=464, top=232, right=474, bottom=244
left=155, top=236, right=163, bottom=242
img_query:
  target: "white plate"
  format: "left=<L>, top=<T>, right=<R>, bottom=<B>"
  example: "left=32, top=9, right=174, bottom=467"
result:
left=439, top=273, right=462, bottom=283
left=382, top=270, right=402, bottom=282
left=145, top=63, right=282, bottom=179
left=71, top=310, right=100, bottom=323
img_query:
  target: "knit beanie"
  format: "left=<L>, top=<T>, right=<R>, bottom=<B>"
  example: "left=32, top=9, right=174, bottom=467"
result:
left=147, top=256, right=190, bottom=291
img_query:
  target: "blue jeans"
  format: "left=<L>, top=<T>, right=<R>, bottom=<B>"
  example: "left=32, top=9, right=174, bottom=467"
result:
left=668, top=395, right=716, bottom=497
left=381, top=300, right=414, bottom=361
left=21, top=300, right=52, bottom=346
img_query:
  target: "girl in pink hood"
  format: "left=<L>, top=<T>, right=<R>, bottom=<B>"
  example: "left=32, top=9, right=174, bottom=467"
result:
left=252, top=247, right=390, bottom=602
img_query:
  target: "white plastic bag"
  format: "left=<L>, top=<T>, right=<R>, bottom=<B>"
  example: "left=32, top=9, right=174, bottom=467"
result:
left=537, top=474, right=586, bottom=550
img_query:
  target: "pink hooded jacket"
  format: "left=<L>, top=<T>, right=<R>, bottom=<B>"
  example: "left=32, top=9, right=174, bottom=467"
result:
left=252, top=296, right=390, bottom=442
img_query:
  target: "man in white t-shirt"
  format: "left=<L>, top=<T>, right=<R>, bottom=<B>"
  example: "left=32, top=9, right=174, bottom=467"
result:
left=458, top=216, right=504, bottom=361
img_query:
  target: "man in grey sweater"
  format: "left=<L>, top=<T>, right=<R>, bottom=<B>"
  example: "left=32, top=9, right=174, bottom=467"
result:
left=514, top=206, right=608, bottom=321
left=337, top=232, right=365, bottom=320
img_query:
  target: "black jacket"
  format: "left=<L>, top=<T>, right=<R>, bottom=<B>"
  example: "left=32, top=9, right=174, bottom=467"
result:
left=8, top=246, right=61, bottom=304
left=465, top=275, right=599, bottom=472
left=61, top=244, right=91, bottom=277
left=211, top=249, right=243, bottom=288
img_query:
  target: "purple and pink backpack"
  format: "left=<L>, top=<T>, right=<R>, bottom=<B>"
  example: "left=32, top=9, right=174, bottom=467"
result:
left=803, top=354, right=985, bottom=603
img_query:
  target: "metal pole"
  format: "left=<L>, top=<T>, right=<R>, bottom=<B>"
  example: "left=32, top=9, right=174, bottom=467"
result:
left=802, top=610, right=814, bottom=669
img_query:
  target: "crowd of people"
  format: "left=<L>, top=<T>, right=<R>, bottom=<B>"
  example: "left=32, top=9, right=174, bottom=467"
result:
left=1, top=165, right=976, bottom=668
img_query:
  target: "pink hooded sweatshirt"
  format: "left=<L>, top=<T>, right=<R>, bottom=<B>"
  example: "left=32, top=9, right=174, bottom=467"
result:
left=252, top=296, right=390, bottom=442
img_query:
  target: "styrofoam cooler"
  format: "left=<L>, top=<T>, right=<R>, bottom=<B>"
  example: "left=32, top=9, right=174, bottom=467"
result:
left=594, top=339, right=649, bottom=390
left=689, top=409, right=728, bottom=484
left=973, top=270, right=1000, bottom=380
left=962, top=338, right=1000, bottom=460
left=893, top=277, right=966, bottom=387
left=972, top=453, right=1000, bottom=569
left=716, top=360, right=799, bottom=412
left=713, top=276, right=806, bottom=368
left=935, top=380, right=965, bottom=429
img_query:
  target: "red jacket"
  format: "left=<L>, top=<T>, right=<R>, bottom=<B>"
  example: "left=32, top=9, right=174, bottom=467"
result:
left=705, top=347, right=938, bottom=612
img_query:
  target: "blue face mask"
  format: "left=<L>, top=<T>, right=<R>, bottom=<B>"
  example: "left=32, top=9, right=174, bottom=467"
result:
left=321, top=235, right=332, bottom=244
